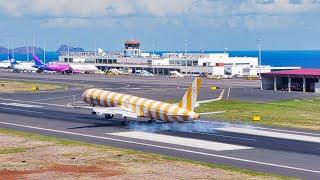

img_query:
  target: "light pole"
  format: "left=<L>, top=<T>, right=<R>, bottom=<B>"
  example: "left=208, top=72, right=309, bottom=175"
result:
left=67, top=41, right=70, bottom=56
left=43, top=41, right=46, bottom=64
left=257, top=38, right=262, bottom=90
left=26, top=42, right=29, bottom=61
left=32, top=34, right=35, bottom=55
left=184, top=40, right=188, bottom=76
left=152, top=40, right=155, bottom=56
left=184, top=39, right=188, bottom=56
left=94, top=40, right=97, bottom=56
left=6, top=34, right=13, bottom=60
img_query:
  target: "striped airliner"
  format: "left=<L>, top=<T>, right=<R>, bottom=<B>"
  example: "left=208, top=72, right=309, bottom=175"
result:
left=82, top=78, right=201, bottom=122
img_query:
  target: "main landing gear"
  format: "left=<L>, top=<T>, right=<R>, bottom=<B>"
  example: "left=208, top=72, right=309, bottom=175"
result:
left=147, top=118, right=156, bottom=124
left=121, top=117, right=129, bottom=126
left=105, top=114, right=114, bottom=119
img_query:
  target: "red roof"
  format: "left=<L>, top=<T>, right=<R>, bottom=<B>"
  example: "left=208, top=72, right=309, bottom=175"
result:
left=262, top=69, right=320, bottom=78
left=125, top=40, right=140, bottom=44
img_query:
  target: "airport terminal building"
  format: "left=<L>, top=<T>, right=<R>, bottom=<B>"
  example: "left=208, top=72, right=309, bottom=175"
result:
left=58, top=40, right=299, bottom=77
left=261, top=69, right=320, bottom=93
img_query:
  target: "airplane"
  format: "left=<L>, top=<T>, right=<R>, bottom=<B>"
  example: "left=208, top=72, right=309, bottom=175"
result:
left=9, top=54, right=38, bottom=72
left=74, top=78, right=202, bottom=123
left=0, top=59, right=11, bottom=69
left=32, top=54, right=73, bottom=74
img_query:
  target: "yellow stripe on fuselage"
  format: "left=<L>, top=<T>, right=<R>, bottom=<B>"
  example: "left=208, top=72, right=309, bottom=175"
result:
left=139, top=99, right=148, bottom=117
left=172, top=106, right=180, bottom=121
left=132, top=97, right=141, bottom=113
left=186, top=88, right=192, bottom=111
left=96, top=90, right=104, bottom=106
left=147, top=100, right=155, bottom=118
left=117, top=94, right=125, bottom=106
left=163, top=104, right=172, bottom=122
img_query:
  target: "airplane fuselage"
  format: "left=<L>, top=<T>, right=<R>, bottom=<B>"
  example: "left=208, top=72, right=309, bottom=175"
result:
left=46, top=64, right=71, bottom=72
left=83, top=88, right=199, bottom=122
left=12, top=63, right=37, bottom=72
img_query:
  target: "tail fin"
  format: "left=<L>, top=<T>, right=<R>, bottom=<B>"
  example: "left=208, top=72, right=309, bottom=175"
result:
left=9, top=54, right=18, bottom=65
left=32, top=54, right=44, bottom=66
left=177, top=78, right=201, bottom=111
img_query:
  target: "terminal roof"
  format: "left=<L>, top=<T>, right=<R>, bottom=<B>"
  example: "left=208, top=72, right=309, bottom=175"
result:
left=262, top=69, right=320, bottom=78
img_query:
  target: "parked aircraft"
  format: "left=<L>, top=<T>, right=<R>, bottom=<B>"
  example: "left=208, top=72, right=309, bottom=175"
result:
left=0, top=59, right=11, bottom=69
left=76, top=78, right=201, bottom=123
left=9, top=54, right=37, bottom=72
left=140, top=70, right=154, bottom=77
left=69, top=64, right=98, bottom=74
left=32, top=54, right=73, bottom=74
left=170, top=71, right=184, bottom=78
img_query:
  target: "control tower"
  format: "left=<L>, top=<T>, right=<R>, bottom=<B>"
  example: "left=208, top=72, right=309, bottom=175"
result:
left=124, top=40, right=141, bottom=57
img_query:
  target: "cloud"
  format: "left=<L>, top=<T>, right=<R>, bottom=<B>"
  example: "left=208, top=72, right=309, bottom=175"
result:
left=256, top=0, right=275, bottom=5
left=289, top=0, right=303, bottom=4
left=0, top=0, right=319, bottom=29
left=42, top=18, right=91, bottom=28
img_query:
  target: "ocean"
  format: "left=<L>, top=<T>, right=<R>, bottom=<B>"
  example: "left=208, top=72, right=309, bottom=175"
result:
left=0, top=50, right=319, bottom=68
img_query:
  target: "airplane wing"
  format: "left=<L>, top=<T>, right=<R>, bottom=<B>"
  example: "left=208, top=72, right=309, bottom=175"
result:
left=69, top=104, right=137, bottom=119
left=92, top=106, right=138, bottom=119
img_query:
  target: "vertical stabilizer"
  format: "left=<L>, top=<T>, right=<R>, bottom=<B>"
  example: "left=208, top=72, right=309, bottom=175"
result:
left=9, top=54, right=18, bottom=65
left=177, top=78, right=201, bottom=111
left=32, top=54, right=44, bottom=66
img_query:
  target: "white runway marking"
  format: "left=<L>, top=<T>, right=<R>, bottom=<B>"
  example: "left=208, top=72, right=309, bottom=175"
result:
left=33, top=95, right=79, bottom=102
left=0, top=97, right=67, bottom=107
left=193, top=131, right=256, bottom=141
left=203, top=121, right=320, bottom=137
left=108, top=131, right=252, bottom=151
left=0, top=107, right=43, bottom=114
left=0, top=121, right=319, bottom=174
left=215, top=127, right=320, bottom=143
left=227, top=88, right=231, bottom=100
left=0, top=102, right=43, bottom=108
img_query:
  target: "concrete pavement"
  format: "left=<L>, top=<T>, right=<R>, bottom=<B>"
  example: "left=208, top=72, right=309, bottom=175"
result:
left=0, top=72, right=319, bottom=179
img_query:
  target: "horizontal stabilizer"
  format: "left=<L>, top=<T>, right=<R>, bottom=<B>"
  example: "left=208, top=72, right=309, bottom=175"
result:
left=199, top=111, right=225, bottom=115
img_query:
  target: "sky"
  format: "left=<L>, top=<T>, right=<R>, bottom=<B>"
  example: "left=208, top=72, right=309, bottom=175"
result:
left=0, top=0, right=319, bottom=51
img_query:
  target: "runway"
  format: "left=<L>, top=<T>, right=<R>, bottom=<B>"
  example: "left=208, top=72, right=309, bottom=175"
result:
left=0, top=72, right=319, bottom=179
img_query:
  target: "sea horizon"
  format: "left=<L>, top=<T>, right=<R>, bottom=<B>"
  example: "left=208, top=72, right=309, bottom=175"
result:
left=0, top=50, right=319, bottom=68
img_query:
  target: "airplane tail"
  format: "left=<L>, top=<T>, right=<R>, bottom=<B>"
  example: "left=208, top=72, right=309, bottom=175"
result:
left=177, top=78, right=201, bottom=112
left=9, top=54, right=18, bottom=65
left=32, top=54, right=44, bottom=67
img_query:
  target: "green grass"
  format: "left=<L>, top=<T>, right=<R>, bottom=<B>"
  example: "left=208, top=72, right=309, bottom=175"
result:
left=0, top=128, right=292, bottom=179
left=0, top=80, right=66, bottom=92
left=196, top=98, right=320, bottom=131
left=0, top=147, right=27, bottom=154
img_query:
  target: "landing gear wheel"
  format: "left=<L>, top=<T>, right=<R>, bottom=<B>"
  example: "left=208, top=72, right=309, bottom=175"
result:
left=148, top=118, right=155, bottom=124
left=121, top=117, right=129, bottom=126
left=105, top=114, right=114, bottom=119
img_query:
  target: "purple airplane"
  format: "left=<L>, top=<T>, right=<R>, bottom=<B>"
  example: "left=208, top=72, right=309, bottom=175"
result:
left=32, top=54, right=74, bottom=74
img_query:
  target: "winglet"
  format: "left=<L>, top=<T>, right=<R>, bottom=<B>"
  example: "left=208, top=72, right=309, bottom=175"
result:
left=177, top=78, right=201, bottom=112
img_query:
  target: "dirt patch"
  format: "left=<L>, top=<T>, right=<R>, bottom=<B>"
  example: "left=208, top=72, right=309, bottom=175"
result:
left=0, top=164, right=124, bottom=179
left=0, top=169, right=40, bottom=179
left=0, top=130, right=285, bottom=179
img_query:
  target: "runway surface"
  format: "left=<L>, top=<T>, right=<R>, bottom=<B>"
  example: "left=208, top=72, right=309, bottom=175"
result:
left=0, top=72, right=319, bottom=179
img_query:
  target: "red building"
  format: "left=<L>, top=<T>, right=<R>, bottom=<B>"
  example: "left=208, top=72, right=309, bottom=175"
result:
left=261, top=69, right=320, bottom=93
